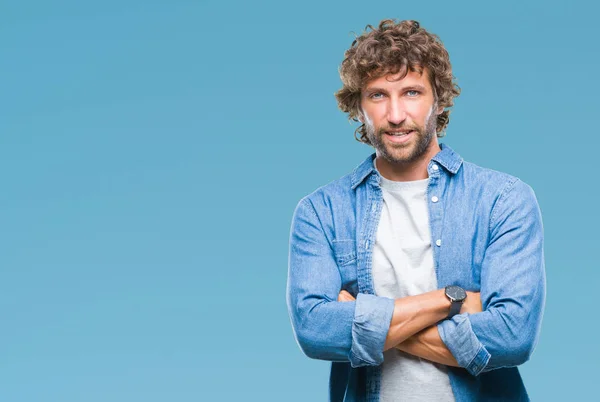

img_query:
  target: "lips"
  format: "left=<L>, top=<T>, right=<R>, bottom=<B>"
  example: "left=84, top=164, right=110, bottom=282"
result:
left=386, top=130, right=413, bottom=136
left=384, top=130, right=414, bottom=143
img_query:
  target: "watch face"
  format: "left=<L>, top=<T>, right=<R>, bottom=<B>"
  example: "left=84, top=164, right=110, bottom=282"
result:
left=446, top=285, right=466, bottom=302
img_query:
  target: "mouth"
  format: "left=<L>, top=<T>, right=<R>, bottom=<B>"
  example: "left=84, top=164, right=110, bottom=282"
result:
left=385, top=130, right=413, bottom=137
left=384, top=130, right=414, bottom=143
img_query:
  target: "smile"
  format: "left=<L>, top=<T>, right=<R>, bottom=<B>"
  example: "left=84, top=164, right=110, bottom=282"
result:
left=385, top=130, right=414, bottom=143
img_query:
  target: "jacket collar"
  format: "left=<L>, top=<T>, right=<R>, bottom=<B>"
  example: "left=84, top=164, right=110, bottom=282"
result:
left=350, top=143, right=463, bottom=190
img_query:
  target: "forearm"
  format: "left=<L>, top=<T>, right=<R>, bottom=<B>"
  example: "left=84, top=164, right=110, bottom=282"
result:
left=383, top=289, right=450, bottom=351
left=396, top=325, right=459, bottom=367
left=394, top=292, right=484, bottom=366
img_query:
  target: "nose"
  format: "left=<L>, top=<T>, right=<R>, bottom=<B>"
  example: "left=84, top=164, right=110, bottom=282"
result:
left=387, top=98, right=407, bottom=125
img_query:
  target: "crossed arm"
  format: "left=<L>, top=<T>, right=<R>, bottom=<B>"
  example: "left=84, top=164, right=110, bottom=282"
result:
left=337, top=289, right=482, bottom=366
left=288, top=180, right=544, bottom=374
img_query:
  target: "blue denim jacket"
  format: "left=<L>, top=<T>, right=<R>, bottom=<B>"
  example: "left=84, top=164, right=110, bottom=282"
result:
left=286, top=144, right=545, bottom=402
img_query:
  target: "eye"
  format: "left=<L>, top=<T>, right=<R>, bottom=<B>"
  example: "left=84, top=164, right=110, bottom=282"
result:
left=368, top=92, right=385, bottom=100
left=406, top=90, right=420, bottom=97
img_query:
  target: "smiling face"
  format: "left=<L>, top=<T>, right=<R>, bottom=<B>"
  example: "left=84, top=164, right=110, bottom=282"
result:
left=360, top=67, right=444, bottom=177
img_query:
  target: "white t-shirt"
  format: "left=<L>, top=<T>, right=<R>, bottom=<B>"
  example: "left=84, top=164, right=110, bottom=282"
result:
left=372, top=159, right=455, bottom=402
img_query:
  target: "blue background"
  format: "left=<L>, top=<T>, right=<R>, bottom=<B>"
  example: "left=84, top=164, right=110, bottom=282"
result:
left=2, top=0, right=596, bottom=400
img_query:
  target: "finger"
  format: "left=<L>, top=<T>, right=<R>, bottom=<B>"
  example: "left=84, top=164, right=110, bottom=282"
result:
left=338, top=291, right=351, bottom=301
left=338, top=290, right=355, bottom=302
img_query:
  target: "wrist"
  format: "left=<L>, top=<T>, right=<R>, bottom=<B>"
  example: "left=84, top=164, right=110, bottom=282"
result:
left=392, top=289, right=452, bottom=322
left=444, top=285, right=467, bottom=319
left=434, top=288, right=453, bottom=321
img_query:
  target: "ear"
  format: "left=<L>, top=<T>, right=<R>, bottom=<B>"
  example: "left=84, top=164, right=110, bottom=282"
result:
left=436, top=104, right=444, bottom=115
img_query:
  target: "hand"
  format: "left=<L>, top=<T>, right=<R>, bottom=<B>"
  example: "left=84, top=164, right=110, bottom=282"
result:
left=461, top=291, right=482, bottom=314
left=338, top=290, right=356, bottom=302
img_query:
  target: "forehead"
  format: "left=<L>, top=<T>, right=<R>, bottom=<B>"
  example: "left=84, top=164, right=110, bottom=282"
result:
left=364, top=66, right=432, bottom=90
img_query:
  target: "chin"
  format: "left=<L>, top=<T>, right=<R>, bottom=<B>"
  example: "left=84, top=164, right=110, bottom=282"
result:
left=384, top=147, right=417, bottom=163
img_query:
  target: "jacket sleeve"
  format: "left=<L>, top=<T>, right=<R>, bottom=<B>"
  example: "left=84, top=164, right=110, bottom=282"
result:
left=437, top=179, right=546, bottom=376
left=286, top=197, right=395, bottom=367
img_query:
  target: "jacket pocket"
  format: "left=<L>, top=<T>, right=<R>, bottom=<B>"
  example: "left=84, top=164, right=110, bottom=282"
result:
left=332, top=239, right=357, bottom=266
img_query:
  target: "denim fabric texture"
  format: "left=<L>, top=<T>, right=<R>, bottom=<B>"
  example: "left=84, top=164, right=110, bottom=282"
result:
left=286, top=144, right=545, bottom=402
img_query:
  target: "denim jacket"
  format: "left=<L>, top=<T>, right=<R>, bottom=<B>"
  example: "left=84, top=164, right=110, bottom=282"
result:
left=286, top=144, right=545, bottom=402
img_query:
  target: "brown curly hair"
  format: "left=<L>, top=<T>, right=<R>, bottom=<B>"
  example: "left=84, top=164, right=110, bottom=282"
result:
left=335, top=19, right=461, bottom=145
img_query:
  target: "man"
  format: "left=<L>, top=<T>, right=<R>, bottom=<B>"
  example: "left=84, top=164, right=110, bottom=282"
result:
left=286, top=19, right=545, bottom=402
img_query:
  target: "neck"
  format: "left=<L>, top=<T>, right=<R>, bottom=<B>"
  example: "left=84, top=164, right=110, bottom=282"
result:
left=376, top=141, right=441, bottom=182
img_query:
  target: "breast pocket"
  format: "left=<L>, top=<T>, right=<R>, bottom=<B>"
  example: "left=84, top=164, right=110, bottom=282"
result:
left=332, top=239, right=358, bottom=296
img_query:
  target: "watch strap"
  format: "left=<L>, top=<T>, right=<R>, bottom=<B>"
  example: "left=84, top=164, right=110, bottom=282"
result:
left=448, top=300, right=462, bottom=319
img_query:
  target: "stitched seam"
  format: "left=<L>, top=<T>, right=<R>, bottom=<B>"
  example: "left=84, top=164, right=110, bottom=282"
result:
left=466, top=345, right=486, bottom=374
left=489, top=177, right=520, bottom=234
left=302, top=197, right=332, bottom=250
left=350, top=350, right=376, bottom=366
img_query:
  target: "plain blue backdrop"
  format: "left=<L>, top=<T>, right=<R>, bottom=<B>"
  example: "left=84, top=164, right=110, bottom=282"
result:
left=2, top=0, right=596, bottom=401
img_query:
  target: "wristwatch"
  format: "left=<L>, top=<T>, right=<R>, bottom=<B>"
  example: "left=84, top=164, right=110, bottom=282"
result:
left=445, top=285, right=467, bottom=319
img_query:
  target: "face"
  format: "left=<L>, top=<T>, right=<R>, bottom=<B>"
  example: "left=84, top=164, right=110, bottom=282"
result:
left=359, top=67, right=443, bottom=165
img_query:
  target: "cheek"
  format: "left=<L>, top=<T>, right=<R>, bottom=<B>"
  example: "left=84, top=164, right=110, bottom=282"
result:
left=363, top=106, right=386, bottom=126
left=361, top=110, right=375, bottom=127
left=413, top=104, right=435, bottom=124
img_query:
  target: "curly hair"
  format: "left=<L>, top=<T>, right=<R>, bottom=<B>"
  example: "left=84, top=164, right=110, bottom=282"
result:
left=335, top=19, right=461, bottom=145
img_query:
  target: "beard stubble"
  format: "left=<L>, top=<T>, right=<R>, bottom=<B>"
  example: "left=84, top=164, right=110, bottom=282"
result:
left=366, top=108, right=438, bottom=166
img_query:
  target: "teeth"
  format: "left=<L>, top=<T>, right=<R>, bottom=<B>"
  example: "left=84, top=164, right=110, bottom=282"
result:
left=389, top=131, right=410, bottom=136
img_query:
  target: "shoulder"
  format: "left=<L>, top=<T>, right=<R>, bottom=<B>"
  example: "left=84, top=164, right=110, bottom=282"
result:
left=458, top=161, right=540, bottom=228
left=437, top=144, right=534, bottom=198
left=296, top=171, right=355, bottom=213
left=459, top=160, right=537, bottom=198
left=460, top=160, right=518, bottom=187
left=294, top=152, right=373, bottom=211
left=290, top=170, right=358, bottom=243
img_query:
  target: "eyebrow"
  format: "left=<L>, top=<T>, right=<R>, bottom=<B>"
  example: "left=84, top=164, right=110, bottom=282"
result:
left=364, top=84, right=427, bottom=93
